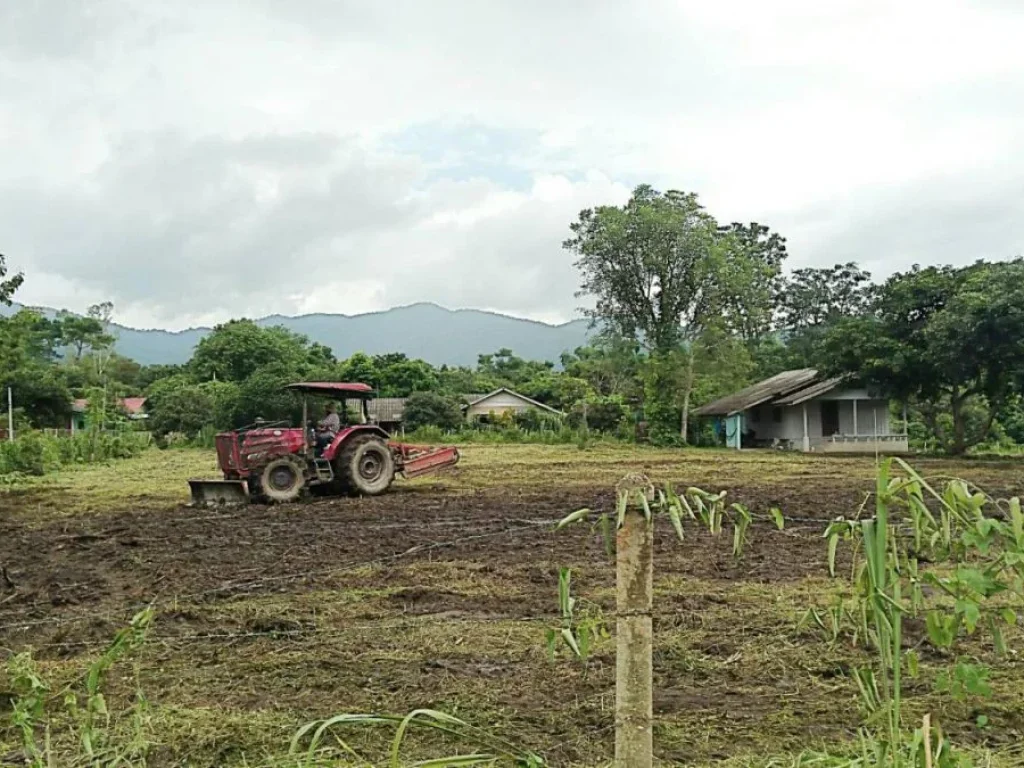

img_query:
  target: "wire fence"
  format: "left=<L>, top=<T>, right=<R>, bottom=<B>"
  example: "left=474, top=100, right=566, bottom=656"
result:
left=0, top=500, right=871, bottom=627
left=1, top=492, right=1004, bottom=640
left=4, top=497, right=1021, bottom=657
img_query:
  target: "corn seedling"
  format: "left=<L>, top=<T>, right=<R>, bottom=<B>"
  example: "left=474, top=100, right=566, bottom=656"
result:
left=559, top=477, right=761, bottom=558
left=798, top=594, right=854, bottom=648
left=545, top=567, right=608, bottom=663
left=7, top=607, right=154, bottom=768
left=821, top=457, right=1024, bottom=766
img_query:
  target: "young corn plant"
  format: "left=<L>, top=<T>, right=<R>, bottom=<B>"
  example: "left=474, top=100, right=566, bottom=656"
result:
left=559, top=478, right=765, bottom=558
left=545, top=567, right=609, bottom=664
left=7, top=607, right=154, bottom=768
left=821, top=457, right=1024, bottom=767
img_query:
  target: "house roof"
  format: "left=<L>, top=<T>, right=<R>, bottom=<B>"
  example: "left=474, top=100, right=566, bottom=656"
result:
left=72, top=397, right=147, bottom=416
left=368, top=397, right=406, bottom=422
left=285, top=382, right=374, bottom=396
left=773, top=375, right=851, bottom=406
left=464, top=387, right=564, bottom=415
left=693, top=369, right=820, bottom=417
left=122, top=397, right=147, bottom=415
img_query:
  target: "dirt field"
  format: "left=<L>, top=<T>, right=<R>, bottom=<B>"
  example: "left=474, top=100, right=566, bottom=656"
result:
left=1, top=445, right=1023, bottom=766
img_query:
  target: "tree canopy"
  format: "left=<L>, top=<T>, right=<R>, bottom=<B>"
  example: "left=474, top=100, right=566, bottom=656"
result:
left=565, top=185, right=787, bottom=440
left=190, top=320, right=334, bottom=382
left=823, top=259, right=1024, bottom=454
left=0, top=254, right=24, bottom=306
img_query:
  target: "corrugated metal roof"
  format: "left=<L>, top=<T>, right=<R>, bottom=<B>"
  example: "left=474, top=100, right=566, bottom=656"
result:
left=693, top=369, right=820, bottom=416
left=368, top=398, right=406, bottom=422
left=465, top=388, right=564, bottom=415
left=773, top=375, right=850, bottom=406
left=286, top=382, right=374, bottom=395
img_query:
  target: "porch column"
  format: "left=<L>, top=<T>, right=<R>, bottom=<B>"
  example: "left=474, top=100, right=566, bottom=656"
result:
left=902, top=403, right=908, bottom=435
left=801, top=403, right=809, bottom=452
left=852, top=399, right=858, bottom=437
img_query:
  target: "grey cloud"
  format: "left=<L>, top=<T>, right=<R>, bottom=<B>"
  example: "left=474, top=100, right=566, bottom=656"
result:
left=1, top=132, right=426, bottom=319
left=788, top=173, right=1024, bottom=278
left=4, top=0, right=1024, bottom=329
left=0, top=0, right=167, bottom=61
left=381, top=190, right=588, bottom=316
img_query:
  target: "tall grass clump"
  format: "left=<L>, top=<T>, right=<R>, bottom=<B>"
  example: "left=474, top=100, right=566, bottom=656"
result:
left=0, top=429, right=151, bottom=477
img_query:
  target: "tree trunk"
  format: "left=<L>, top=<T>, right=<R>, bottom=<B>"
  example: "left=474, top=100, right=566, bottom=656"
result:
left=950, top=394, right=966, bottom=456
left=680, top=350, right=695, bottom=442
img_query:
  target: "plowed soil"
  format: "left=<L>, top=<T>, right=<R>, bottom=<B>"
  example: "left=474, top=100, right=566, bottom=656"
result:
left=1, top=448, right=1023, bottom=766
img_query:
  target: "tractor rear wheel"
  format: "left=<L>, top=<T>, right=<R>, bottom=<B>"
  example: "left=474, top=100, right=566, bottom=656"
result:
left=337, top=434, right=395, bottom=496
left=257, top=455, right=306, bottom=503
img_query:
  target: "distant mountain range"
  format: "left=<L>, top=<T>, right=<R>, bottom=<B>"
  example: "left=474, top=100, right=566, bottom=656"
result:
left=1, top=302, right=593, bottom=367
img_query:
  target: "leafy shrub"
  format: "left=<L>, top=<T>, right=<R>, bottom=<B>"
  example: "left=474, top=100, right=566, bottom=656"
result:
left=403, top=391, right=464, bottom=431
left=513, top=407, right=563, bottom=432
left=0, top=430, right=151, bottom=477
left=567, top=395, right=629, bottom=433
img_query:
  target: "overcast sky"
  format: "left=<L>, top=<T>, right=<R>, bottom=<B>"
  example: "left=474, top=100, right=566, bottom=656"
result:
left=3, top=1, right=1023, bottom=330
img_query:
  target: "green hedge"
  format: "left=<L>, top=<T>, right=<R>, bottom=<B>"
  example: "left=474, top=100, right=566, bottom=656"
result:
left=0, top=430, right=152, bottom=477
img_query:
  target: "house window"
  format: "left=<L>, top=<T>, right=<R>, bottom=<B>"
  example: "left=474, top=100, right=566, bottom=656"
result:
left=772, top=407, right=782, bottom=423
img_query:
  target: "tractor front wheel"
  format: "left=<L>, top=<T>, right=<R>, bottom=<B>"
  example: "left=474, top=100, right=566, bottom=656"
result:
left=337, top=435, right=395, bottom=496
left=257, top=455, right=306, bottom=503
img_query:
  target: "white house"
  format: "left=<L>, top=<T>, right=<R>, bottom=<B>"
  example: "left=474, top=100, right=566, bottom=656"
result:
left=463, top=388, right=563, bottom=421
left=694, top=369, right=908, bottom=454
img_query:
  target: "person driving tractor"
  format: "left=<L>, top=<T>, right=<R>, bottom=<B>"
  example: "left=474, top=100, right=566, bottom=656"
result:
left=315, top=403, right=341, bottom=454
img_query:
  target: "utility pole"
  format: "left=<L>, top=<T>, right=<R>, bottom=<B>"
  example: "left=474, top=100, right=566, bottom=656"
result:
left=615, top=473, right=654, bottom=768
left=7, top=386, right=13, bottom=442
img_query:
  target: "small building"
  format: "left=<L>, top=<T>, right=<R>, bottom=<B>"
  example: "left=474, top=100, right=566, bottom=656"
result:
left=70, top=397, right=148, bottom=431
left=694, top=369, right=908, bottom=454
left=367, top=398, right=406, bottom=434
left=463, top=388, right=563, bottom=421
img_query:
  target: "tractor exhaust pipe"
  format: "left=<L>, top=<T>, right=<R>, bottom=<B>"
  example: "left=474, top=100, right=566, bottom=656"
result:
left=188, top=478, right=250, bottom=506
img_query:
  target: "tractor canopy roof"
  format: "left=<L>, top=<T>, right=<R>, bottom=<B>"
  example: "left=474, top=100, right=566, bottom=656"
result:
left=285, top=382, right=375, bottom=397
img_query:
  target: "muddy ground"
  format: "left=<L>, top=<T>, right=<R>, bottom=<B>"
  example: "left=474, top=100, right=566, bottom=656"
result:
left=1, top=453, right=1023, bottom=766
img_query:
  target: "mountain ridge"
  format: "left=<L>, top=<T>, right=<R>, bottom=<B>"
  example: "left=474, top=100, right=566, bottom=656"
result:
left=1, top=302, right=592, bottom=367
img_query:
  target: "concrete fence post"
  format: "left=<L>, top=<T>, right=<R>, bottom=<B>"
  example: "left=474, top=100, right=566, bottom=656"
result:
left=615, top=474, right=654, bottom=768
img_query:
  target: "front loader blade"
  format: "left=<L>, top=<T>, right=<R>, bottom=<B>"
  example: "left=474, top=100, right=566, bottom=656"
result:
left=188, top=478, right=250, bottom=506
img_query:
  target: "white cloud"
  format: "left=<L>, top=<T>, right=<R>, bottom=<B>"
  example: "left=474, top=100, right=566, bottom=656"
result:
left=2, top=0, right=1024, bottom=328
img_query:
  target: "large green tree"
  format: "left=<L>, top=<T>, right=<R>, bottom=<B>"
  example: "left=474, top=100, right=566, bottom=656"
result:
left=824, top=259, right=1024, bottom=454
left=754, top=262, right=878, bottom=375
left=377, top=358, right=438, bottom=397
left=476, top=348, right=553, bottom=388
left=777, top=262, right=875, bottom=331
left=0, top=309, right=73, bottom=426
left=716, top=222, right=788, bottom=341
left=338, top=352, right=380, bottom=386
left=567, top=186, right=722, bottom=352
left=146, top=377, right=239, bottom=437
left=191, top=320, right=330, bottom=382
left=402, top=391, right=464, bottom=431
left=560, top=334, right=644, bottom=400
left=566, top=185, right=780, bottom=439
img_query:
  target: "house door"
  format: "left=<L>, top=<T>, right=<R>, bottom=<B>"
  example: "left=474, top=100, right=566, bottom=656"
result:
left=821, top=401, right=840, bottom=436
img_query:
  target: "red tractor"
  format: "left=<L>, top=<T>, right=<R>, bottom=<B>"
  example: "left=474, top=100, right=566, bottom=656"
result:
left=188, top=382, right=459, bottom=505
